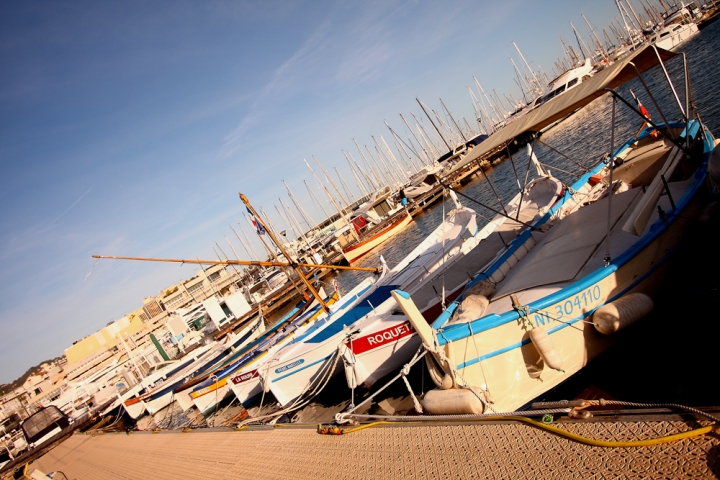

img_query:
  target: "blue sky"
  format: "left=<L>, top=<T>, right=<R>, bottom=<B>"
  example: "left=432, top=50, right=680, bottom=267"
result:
left=0, top=1, right=623, bottom=383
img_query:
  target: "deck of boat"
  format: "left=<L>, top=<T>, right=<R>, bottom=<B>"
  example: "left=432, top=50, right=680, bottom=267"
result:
left=27, top=413, right=720, bottom=479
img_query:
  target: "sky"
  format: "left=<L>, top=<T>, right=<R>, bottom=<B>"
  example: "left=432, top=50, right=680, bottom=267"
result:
left=0, top=0, right=624, bottom=383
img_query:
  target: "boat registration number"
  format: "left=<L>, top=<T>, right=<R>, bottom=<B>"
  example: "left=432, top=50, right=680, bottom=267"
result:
left=533, top=285, right=602, bottom=327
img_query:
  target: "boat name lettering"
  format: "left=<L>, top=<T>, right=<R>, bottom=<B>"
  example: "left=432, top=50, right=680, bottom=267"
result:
left=350, top=322, right=415, bottom=355
left=275, top=359, right=304, bottom=374
left=231, top=370, right=258, bottom=385
left=534, top=285, right=602, bottom=326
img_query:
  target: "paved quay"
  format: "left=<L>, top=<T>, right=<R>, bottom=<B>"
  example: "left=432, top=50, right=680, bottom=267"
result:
left=29, top=417, right=720, bottom=479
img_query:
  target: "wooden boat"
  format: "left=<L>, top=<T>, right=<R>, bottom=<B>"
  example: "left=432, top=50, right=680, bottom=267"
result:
left=394, top=45, right=716, bottom=415
left=341, top=210, right=412, bottom=264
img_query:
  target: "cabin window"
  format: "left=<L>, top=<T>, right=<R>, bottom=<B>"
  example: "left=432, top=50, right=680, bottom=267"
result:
left=660, top=32, right=670, bottom=38
left=673, top=25, right=682, bottom=31
left=567, top=78, right=578, bottom=88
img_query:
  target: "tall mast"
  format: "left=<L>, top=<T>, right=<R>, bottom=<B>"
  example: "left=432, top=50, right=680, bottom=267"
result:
left=624, top=0, right=644, bottom=29
left=416, top=98, right=452, bottom=152
left=354, top=138, right=386, bottom=188
left=582, top=14, right=608, bottom=60
left=399, top=113, right=431, bottom=164
left=570, top=22, right=591, bottom=60
left=305, top=159, right=359, bottom=242
left=343, top=152, right=370, bottom=196
left=240, top=194, right=329, bottom=312
left=283, top=180, right=315, bottom=232
left=304, top=179, right=332, bottom=224
left=313, top=155, right=350, bottom=208
left=334, top=166, right=356, bottom=203
left=440, top=98, right=467, bottom=143
left=513, top=41, right=542, bottom=94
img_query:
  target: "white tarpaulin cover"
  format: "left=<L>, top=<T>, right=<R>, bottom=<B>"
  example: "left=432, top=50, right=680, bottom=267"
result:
left=450, top=46, right=676, bottom=174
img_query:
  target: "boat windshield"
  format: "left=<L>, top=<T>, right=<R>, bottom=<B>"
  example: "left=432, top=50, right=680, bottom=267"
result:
left=22, top=407, right=65, bottom=440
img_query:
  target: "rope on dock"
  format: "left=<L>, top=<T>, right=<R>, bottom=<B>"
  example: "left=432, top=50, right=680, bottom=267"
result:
left=320, top=414, right=718, bottom=448
left=235, top=346, right=343, bottom=427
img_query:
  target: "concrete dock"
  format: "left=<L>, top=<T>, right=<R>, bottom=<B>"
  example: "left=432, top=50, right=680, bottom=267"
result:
left=27, top=415, right=720, bottom=479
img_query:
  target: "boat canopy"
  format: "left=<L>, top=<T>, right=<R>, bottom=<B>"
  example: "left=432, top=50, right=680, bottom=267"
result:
left=449, top=46, right=676, bottom=175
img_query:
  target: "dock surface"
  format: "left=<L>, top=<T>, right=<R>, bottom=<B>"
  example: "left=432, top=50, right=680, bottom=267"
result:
left=31, top=417, right=720, bottom=479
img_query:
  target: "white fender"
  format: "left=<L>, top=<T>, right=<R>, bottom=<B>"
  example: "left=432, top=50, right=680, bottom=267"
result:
left=529, top=327, right=563, bottom=371
left=593, top=293, right=654, bottom=334
left=420, top=387, right=487, bottom=415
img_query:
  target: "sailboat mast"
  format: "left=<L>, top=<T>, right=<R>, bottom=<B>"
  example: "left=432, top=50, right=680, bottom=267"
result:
left=240, top=194, right=330, bottom=312
left=513, top=41, right=542, bottom=94
left=416, top=98, right=452, bottom=152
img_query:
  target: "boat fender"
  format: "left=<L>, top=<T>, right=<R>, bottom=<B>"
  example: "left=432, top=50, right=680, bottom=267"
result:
left=465, top=280, right=494, bottom=298
left=420, top=387, right=487, bottom=415
left=262, top=375, right=271, bottom=393
left=708, top=141, right=720, bottom=185
left=698, top=201, right=719, bottom=223
left=592, top=293, right=654, bottom=334
left=529, top=327, right=563, bottom=372
left=345, top=363, right=357, bottom=390
left=453, top=295, right=489, bottom=324
left=425, top=354, right=453, bottom=390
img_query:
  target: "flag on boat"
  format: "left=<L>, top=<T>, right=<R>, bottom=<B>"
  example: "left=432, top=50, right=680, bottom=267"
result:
left=247, top=207, right=266, bottom=235
left=630, top=90, right=652, bottom=139
left=630, top=89, right=651, bottom=120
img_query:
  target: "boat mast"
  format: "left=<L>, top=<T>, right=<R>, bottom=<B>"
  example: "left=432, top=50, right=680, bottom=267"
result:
left=570, top=22, right=591, bottom=60
left=343, top=152, right=370, bottom=196
left=440, top=98, right=468, bottom=143
left=283, top=180, right=315, bottom=233
left=304, top=179, right=332, bottom=224
left=582, top=14, right=609, bottom=61
left=240, top=194, right=330, bottom=313
left=304, top=159, right=359, bottom=242
left=411, top=113, right=441, bottom=160
left=624, top=0, right=644, bottom=30
left=334, top=166, right=356, bottom=203
left=513, top=41, right=542, bottom=95
left=416, top=98, right=452, bottom=153
left=354, top=138, right=386, bottom=188
left=399, top=113, right=431, bottom=164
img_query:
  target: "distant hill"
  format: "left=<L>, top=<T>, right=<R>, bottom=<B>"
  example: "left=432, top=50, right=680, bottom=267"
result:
left=0, top=356, right=65, bottom=397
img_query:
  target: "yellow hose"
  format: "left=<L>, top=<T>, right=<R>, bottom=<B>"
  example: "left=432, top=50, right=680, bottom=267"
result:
left=322, top=416, right=719, bottom=447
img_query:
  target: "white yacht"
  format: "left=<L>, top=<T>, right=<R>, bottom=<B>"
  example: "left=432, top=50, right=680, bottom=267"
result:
left=649, top=4, right=700, bottom=51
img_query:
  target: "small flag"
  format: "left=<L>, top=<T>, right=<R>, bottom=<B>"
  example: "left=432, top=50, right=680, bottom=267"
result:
left=630, top=90, right=651, bottom=120
left=247, top=207, right=266, bottom=235
left=333, top=278, right=339, bottom=292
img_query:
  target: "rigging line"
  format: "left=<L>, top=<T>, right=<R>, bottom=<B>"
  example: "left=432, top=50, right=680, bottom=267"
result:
left=605, top=96, right=616, bottom=265
left=535, top=160, right=583, bottom=178
left=603, top=89, right=692, bottom=157
left=509, top=144, right=526, bottom=222
left=439, top=181, right=536, bottom=230
left=475, top=159, right=510, bottom=216
left=535, top=138, right=592, bottom=172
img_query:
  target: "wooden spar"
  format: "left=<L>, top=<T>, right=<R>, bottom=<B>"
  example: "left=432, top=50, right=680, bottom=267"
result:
left=90, top=256, right=381, bottom=273
left=241, top=193, right=334, bottom=312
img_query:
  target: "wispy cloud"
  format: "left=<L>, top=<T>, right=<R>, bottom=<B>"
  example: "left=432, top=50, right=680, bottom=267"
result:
left=48, top=186, right=93, bottom=228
